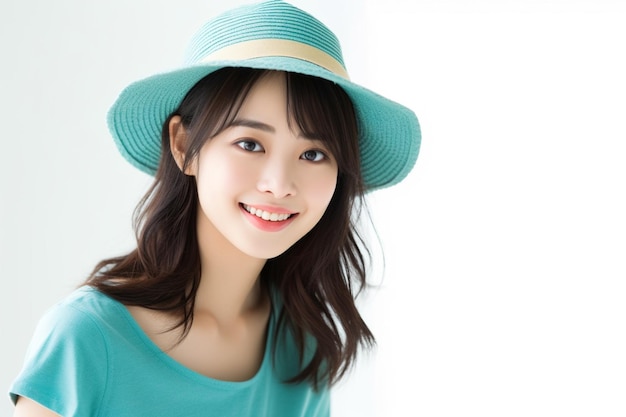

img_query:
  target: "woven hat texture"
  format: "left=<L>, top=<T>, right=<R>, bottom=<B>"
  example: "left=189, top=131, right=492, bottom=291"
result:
left=108, top=0, right=421, bottom=190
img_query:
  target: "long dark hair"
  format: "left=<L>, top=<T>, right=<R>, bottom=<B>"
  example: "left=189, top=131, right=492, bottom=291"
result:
left=87, top=67, right=375, bottom=388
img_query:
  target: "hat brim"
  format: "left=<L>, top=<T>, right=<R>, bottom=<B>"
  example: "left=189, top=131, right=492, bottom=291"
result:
left=108, top=57, right=420, bottom=190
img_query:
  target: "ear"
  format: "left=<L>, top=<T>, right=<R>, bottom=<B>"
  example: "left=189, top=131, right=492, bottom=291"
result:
left=169, top=116, right=195, bottom=175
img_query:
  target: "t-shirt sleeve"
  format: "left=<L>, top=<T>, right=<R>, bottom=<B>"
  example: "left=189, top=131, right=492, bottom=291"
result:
left=9, top=302, right=108, bottom=416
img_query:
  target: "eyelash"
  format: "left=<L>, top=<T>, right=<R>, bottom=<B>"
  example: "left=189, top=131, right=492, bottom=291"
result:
left=235, top=139, right=329, bottom=162
left=301, top=149, right=327, bottom=162
left=236, top=139, right=263, bottom=153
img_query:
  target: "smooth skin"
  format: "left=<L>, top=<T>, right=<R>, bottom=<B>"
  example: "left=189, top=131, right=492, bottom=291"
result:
left=13, top=72, right=338, bottom=416
left=13, top=398, right=60, bottom=417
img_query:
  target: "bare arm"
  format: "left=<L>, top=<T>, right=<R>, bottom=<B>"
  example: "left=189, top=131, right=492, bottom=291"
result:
left=13, top=396, right=61, bottom=417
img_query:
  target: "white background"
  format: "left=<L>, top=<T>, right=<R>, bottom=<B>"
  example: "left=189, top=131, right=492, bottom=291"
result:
left=1, top=0, right=625, bottom=416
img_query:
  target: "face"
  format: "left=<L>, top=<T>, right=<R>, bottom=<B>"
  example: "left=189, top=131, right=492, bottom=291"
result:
left=187, top=72, right=338, bottom=260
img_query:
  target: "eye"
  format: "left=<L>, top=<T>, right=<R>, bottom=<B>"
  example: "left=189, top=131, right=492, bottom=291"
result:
left=236, top=139, right=264, bottom=152
left=301, top=149, right=327, bottom=162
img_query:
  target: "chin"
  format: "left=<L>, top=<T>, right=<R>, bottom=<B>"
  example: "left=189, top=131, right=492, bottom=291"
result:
left=243, top=245, right=294, bottom=261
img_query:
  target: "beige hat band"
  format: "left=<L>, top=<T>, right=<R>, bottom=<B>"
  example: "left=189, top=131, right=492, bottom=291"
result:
left=198, top=39, right=349, bottom=79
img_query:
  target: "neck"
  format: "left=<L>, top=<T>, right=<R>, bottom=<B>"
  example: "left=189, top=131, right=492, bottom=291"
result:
left=194, top=209, right=267, bottom=323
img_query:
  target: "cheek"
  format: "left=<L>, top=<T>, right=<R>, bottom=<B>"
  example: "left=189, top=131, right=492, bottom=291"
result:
left=197, top=154, right=255, bottom=193
left=217, top=164, right=254, bottom=192
left=305, top=168, right=338, bottom=210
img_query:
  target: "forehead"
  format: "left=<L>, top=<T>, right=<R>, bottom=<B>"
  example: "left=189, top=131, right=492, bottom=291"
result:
left=221, top=69, right=344, bottom=145
left=235, top=71, right=311, bottom=138
left=237, top=72, right=287, bottom=116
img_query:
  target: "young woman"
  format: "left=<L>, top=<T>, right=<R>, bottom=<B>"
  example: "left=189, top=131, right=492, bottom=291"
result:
left=10, top=1, right=420, bottom=416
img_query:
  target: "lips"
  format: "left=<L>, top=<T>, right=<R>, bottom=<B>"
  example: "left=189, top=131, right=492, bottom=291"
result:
left=241, top=204, right=295, bottom=222
left=240, top=203, right=298, bottom=232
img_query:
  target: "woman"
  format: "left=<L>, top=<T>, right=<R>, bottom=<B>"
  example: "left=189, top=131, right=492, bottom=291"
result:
left=10, top=1, right=421, bottom=416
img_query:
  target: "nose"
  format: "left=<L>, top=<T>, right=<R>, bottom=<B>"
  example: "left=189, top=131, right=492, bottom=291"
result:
left=256, top=158, right=297, bottom=198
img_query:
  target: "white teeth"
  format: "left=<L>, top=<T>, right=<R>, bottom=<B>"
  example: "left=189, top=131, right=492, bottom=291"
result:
left=243, top=204, right=293, bottom=222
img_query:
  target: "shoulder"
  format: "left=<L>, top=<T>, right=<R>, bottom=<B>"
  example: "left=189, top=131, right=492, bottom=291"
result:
left=10, top=287, right=120, bottom=415
left=21, top=285, right=126, bottom=368
left=49, top=285, right=123, bottom=317
left=35, top=286, right=125, bottom=341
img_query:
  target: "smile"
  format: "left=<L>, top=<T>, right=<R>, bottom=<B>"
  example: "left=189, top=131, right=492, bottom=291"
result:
left=242, top=204, right=294, bottom=222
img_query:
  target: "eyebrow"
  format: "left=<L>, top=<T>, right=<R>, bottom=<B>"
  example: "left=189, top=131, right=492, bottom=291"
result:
left=230, top=118, right=275, bottom=133
left=230, top=118, right=320, bottom=141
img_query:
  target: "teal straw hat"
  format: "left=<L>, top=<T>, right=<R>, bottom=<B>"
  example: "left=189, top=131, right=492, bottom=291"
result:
left=108, top=0, right=420, bottom=190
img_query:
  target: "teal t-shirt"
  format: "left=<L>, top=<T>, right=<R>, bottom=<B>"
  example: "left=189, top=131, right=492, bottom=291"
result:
left=9, top=286, right=329, bottom=416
